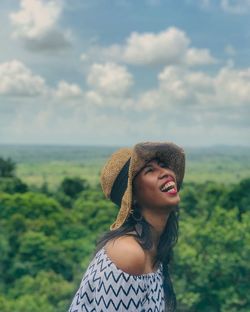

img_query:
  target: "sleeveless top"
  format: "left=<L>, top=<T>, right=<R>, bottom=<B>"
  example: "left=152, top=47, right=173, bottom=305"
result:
left=68, top=246, right=165, bottom=312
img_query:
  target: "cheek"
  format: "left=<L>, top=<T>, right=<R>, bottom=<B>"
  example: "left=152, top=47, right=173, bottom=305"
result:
left=133, top=175, right=158, bottom=206
left=135, top=184, right=156, bottom=206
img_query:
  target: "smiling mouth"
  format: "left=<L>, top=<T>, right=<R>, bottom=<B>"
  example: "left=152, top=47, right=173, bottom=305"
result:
left=160, top=181, right=176, bottom=193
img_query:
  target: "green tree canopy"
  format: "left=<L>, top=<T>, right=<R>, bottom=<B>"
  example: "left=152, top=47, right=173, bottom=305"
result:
left=0, top=157, right=16, bottom=178
left=59, top=177, right=90, bottom=199
left=0, top=176, right=249, bottom=312
left=0, top=177, right=28, bottom=194
left=175, top=206, right=250, bottom=312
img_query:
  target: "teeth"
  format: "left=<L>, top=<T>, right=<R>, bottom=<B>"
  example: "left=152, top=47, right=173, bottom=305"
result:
left=161, top=181, right=175, bottom=192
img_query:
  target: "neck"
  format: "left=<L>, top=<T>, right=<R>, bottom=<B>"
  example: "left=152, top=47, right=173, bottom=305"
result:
left=141, top=207, right=171, bottom=253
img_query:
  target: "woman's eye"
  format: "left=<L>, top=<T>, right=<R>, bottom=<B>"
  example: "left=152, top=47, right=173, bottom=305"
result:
left=145, top=167, right=153, bottom=173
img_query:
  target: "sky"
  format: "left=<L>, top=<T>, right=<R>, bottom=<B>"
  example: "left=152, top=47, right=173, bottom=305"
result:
left=0, top=0, right=250, bottom=147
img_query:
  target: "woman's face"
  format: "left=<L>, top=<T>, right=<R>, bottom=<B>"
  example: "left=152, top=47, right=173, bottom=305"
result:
left=133, top=159, right=180, bottom=211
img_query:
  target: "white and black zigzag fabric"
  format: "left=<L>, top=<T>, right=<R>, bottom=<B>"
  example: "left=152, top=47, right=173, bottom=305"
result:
left=68, top=247, right=165, bottom=312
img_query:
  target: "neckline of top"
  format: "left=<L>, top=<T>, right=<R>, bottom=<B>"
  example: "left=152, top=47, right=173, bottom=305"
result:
left=101, top=246, right=162, bottom=278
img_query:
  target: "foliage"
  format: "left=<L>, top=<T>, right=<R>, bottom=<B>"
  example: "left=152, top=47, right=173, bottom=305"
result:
left=0, top=177, right=28, bottom=194
left=220, top=178, right=250, bottom=220
left=0, top=166, right=249, bottom=311
left=175, top=207, right=250, bottom=312
left=0, top=157, right=16, bottom=177
left=59, top=177, right=90, bottom=198
left=0, top=270, right=73, bottom=312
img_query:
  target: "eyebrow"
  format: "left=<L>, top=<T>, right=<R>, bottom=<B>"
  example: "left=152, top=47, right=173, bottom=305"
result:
left=145, top=159, right=158, bottom=166
left=143, top=162, right=155, bottom=170
left=140, top=159, right=160, bottom=173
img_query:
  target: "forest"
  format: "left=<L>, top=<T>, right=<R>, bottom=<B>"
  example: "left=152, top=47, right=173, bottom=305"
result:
left=0, top=145, right=249, bottom=312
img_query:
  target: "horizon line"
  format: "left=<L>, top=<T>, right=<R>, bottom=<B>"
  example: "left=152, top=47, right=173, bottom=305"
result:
left=0, top=143, right=250, bottom=149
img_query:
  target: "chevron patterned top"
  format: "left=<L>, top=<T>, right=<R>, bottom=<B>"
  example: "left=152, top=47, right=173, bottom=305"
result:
left=68, top=246, right=165, bottom=312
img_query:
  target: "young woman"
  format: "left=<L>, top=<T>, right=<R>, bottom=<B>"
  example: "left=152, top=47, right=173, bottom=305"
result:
left=68, top=141, right=185, bottom=312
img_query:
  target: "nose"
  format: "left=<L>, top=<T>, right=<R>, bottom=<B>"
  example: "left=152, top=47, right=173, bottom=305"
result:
left=158, top=166, right=176, bottom=181
left=158, top=166, right=170, bottom=179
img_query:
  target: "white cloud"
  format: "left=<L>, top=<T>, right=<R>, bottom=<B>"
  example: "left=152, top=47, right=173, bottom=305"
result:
left=10, top=0, right=62, bottom=39
left=215, top=66, right=250, bottom=104
left=98, top=27, right=216, bottom=67
left=1, top=1, right=249, bottom=146
left=159, top=66, right=213, bottom=93
left=0, top=60, right=47, bottom=96
left=185, top=48, right=217, bottom=66
left=85, top=91, right=103, bottom=106
left=1, top=63, right=249, bottom=146
left=158, top=66, right=195, bottom=101
left=24, top=29, right=72, bottom=51
left=1, top=93, right=248, bottom=146
left=123, top=28, right=189, bottom=65
left=55, top=81, right=82, bottom=98
left=221, top=0, right=250, bottom=14
left=138, top=66, right=214, bottom=109
left=86, top=62, right=134, bottom=96
left=135, top=65, right=250, bottom=111
left=9, top=0, right=70, bottom=51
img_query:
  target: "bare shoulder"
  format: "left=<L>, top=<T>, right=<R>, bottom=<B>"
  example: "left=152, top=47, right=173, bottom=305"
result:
left=104, top=235, right=146, bottom=275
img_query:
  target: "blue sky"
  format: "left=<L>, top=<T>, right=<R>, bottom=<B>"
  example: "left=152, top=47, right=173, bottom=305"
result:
left=0, top=0, right=249, bottom=147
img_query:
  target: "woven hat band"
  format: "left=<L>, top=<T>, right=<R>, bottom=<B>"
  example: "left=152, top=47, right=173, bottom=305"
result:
left=110, top=158, right=131, bottom=207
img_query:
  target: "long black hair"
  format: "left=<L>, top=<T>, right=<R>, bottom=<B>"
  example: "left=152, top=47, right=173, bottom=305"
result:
left=93, top=204, right=179, bottom=312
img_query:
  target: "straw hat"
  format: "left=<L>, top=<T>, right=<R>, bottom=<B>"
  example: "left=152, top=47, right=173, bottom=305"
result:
left=100, top=142, right=185, bottom=231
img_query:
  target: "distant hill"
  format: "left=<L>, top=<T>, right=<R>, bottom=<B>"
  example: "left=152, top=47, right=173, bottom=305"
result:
left=0, top=145, right=118, bottom=164
left=0, top=144, right=249, bottom=187
left=1, top=144, right=249, bottom=163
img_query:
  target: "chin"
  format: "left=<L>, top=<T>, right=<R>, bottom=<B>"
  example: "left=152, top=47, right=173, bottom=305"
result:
left=170, top=194, right=180, bottom=204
